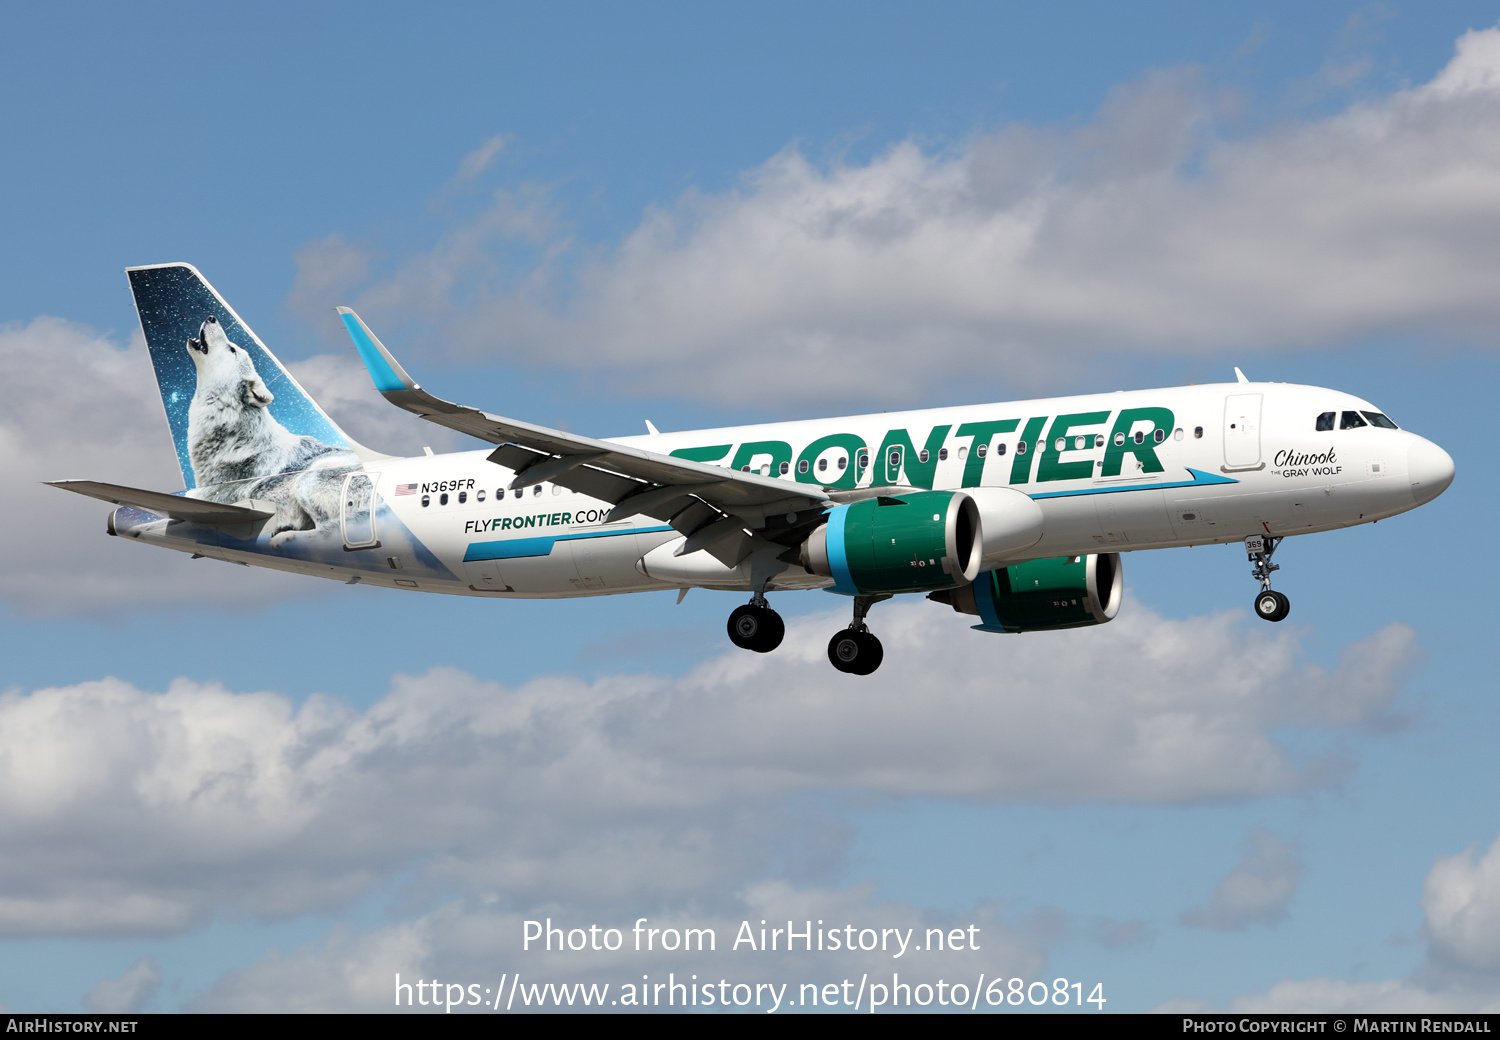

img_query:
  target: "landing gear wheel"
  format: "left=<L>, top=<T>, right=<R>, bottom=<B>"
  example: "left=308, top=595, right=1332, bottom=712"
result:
left=1254, top=590, right=1290, bottom=623
left=827, top=629, right=884, bottom=675
left=727, top=604, right=784, bottom=652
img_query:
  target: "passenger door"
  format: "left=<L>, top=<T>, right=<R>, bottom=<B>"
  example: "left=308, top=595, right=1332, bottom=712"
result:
left=1223, top=394, right=1263, bottom=470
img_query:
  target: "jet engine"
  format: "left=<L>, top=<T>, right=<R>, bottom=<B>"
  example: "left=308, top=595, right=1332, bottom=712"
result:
left=929, top=553, right=1123, bottom=632
left=800, top=491, right=982, bottom=595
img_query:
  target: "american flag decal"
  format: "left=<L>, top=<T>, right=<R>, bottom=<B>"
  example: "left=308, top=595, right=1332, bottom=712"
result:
left=395, top=483, right=418, bottom=496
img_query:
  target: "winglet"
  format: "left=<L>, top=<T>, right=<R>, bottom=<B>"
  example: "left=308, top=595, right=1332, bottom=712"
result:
left=1234, top=367, right=1249, bottom=384
left=336, top=307, right=420, bottom=396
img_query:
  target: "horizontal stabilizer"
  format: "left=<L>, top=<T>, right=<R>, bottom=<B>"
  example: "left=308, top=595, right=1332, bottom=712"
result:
left=46, top=480, right=274, bottom=526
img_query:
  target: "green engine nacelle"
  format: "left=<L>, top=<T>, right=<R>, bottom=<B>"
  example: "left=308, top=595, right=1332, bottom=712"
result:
left=931, top=553, right=1123, bottom=632
left=801, top=491, right=983, bottom=595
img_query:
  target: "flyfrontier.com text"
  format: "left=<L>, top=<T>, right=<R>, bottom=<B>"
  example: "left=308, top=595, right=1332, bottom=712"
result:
left=522, top=918, right=981, bottom=958
left=395, top=973, right=1107, bottom=1011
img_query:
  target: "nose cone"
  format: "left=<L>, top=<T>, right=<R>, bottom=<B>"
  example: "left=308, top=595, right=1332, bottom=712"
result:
left=1408, top=437, right=1455, bottom=506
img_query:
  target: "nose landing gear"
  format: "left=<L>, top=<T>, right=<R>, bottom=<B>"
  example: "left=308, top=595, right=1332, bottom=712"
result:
left=828, top=594, right=890, bottom=675
left=1246, top=535, right=1290, bottom=622
left=727, top=592, right=785, bottom=653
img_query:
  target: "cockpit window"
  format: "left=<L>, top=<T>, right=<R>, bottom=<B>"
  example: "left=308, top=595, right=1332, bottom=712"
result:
left=1340, top=411, right=1367, bottom=430
left=1316, top=412, right=1335, bottom=432
left=1361, top=411, right=1399, bottom=430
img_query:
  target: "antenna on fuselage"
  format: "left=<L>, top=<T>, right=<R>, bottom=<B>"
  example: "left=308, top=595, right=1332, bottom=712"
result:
left=1234, top=367, right=1250, bottom=384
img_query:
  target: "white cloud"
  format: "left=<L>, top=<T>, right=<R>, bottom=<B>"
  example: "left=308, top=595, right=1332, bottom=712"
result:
left=1422, top=836, right=1500, bottom=974
left=283, top=353, right=464, bottom=458
left=1165, top=833, right=1500, bottom=1012
left=1182, top=827, right=1302, bottom=931
left=1221, top=977, right=1500, bottom=1013
left=333, top=27, right=1500, bottom=405
left=82, top=957, right=161, bottom=1013
left=0, top=602, right=1415, bottom=937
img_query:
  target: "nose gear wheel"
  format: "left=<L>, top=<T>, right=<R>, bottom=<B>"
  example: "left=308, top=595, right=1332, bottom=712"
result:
left=1246, top=535, right=1290, bottom=622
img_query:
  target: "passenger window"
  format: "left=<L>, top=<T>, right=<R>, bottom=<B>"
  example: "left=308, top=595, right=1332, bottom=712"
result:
left=533, top=484, right=542, bottom=496
left=440, top=493, right=449, bottom=506
left=1133, top=430, right=1145, bottom=445
left=741, top=465, right=751, bottom=472
left=1074, top=436, right=1086, bottom=450
left=1362, top=411, right=1399, bottom=429
left=976, top=443, right=987, bottom=458
left=1173, top=428, right=1183, bottom=441
left=514, top=488, right=523, bottom=499
left=837, top=456, right=847, bottom=470
left=858, top=452, right=869, bottom=469
left=421, top=494, right=430, bottom=507
left=1340, top=411, right=1367, bottom=430
left=1153, top=429, right=1165, bottom=444
left=889, top=450, right=901, bottom=468
left=1054, top=437, right=1065, bottom=451
left=798, top=459, right=810, bottom=474
left=817, top=458, right=827, bottom=472
left=1113, top=432, right=1125, bottom=447
left=476, top=489, right=486, bottom=502
left=553, top=484, right=562, bottom=495
left=458, top=491, right=467, bottom=504
left=917, top=449, right=929, bottom=464
left=1316, top=412, right=1335, bottom=432
left=938, top=448, right=948, bottom=461
left=996, top=443, right=1007, bottom=455
left=1016, top=441, right=1027, bottom=455
left=779, top=461, right=790, bottom=475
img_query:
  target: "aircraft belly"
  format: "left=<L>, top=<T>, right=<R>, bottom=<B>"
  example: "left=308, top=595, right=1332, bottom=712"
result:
left=1093, top=488, right=1173, bottom=546
left=1030, top=496, right=1102, bottom=554
left=568, top=529, right=654, bottom=592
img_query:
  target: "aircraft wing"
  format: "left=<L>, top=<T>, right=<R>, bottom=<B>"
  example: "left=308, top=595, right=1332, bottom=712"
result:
left=47, top=480, right=274, bottom=526
left=338, top=309, right=831, bottom=562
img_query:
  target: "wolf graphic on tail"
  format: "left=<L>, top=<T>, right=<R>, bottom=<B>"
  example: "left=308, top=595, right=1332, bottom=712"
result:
left=181, top=315, right=360, bottom=545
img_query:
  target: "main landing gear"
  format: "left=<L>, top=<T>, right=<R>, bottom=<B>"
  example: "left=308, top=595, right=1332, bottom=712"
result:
left=1246, top=534, right=1290, bottom=623
left=827, top=594, right=890, bottom=675
left=727, top=592, right=785, bottom=653
left=725, top=591, right=889, bottom=675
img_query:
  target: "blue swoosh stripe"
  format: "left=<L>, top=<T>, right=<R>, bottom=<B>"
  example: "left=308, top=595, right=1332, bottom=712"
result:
left=464, top=525, right=675, bottom=563
left=1027, top=468, right=1238, bottom=500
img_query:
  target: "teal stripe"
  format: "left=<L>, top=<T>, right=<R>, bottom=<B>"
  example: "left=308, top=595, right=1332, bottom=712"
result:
left=1028, top=468, right=1237, bottom=500
left=464, top=525, right=674, bottom=563
left=974, top=571, right=1004, bottom=630
left=340, top=313, right=407, bottom=394
left=824, top=505, right=859, bottom=595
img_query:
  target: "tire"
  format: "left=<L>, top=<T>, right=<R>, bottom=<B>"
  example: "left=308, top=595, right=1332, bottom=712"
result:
left=828, top=630, right=883, bottom=674
left=728, top=605, right=784, bottom=652
left=1254, top=590, right=1290, bottom=623
left=850, top=632, right=884, bottom=675
left=1270, top=591, right=1291, bottom=623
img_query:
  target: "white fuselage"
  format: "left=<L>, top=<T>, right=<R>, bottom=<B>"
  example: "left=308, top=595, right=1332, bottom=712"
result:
left=114, top=380, right=1450, bottom=598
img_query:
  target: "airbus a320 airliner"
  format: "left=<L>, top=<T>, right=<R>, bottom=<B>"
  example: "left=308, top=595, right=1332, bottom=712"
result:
left=51, top=264, right=1454, bottom=675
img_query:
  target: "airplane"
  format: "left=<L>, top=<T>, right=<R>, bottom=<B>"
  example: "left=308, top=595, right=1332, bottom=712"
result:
left=50, top=263, right=1455, bottom=675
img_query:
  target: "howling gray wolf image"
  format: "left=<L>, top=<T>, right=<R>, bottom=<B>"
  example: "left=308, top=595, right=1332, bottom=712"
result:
left=183, top=315, right=359, bottom=545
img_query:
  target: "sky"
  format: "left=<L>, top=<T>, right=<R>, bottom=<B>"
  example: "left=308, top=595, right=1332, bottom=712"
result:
left=1, top=0, right=1498, bottom=1013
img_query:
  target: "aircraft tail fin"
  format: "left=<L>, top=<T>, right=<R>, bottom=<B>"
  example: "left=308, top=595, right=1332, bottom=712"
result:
left=125, top=263, right=373, bottom=490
